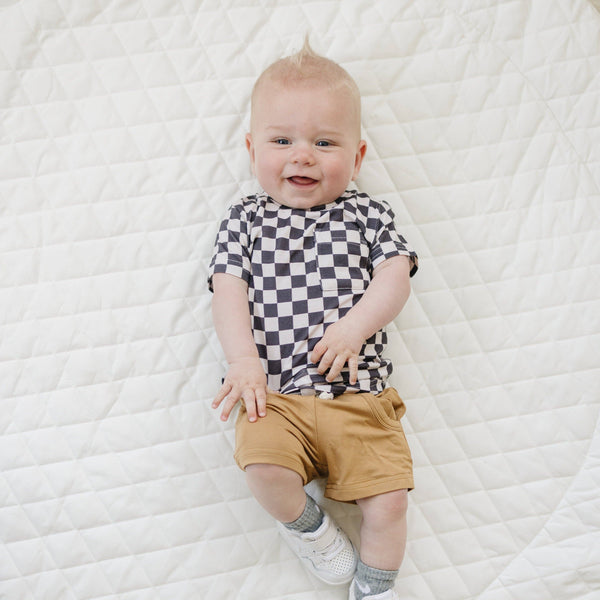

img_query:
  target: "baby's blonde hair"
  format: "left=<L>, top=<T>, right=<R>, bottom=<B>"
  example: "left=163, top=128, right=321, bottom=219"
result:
left=250, top=37, right=362, bottom=134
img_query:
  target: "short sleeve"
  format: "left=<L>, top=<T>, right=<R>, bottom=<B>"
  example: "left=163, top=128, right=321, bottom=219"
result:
left=369, top=200, right=418, bottom=277
left=207, top=201, right=253, bottom=292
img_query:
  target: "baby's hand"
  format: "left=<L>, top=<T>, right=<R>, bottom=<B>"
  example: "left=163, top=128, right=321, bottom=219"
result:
left=212, top=357, right=268, bottom=422
left=310, top=318, right=364, bottom=385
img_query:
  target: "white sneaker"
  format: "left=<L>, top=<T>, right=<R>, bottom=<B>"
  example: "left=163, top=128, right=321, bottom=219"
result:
left=277, top=511, right=357, bottom=585
left=348, top=582, right=399, bottom=600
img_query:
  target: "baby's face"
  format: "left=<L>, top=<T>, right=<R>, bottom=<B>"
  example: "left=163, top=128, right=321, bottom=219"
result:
left=246, top=81, right=366, bottom=210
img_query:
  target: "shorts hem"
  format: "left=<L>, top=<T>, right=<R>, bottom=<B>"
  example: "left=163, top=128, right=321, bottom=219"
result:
left=234, top=450, right=310, bottom=486
left=325, top=475, right=414, bottom=503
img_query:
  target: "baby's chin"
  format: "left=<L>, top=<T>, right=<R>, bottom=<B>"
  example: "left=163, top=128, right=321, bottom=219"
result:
left=266, top=183, right=345, bottom=210
left=273, top=195, right=339, bottom=210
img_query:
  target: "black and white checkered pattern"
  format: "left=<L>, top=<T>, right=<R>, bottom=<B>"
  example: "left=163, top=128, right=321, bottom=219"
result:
left=208, top=189, right=418, bottom=396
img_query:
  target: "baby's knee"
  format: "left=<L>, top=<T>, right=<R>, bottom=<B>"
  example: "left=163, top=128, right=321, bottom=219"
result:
left=379, top=489, right=408, bottom=519
left=359, top=489, right=408, bottom=524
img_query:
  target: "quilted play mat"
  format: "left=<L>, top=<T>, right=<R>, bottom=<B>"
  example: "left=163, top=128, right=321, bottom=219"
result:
left=1, top=0, right=599, bottom=598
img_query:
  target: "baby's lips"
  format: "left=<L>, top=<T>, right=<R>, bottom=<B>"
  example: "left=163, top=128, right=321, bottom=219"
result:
left=288, top=176, right=317, bottom=185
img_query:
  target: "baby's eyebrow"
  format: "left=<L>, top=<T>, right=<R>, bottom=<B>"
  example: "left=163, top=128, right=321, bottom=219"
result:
left=264, top=125, right=344, bottom=137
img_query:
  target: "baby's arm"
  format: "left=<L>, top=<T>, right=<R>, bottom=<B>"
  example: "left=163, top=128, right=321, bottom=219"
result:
left=211, top=272, right=267, bottom=422
left=311, top=255, right=412, bottom=383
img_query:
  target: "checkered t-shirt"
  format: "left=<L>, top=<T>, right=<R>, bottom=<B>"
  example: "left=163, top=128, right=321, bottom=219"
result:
left=208, top=189, right=418, bottom=396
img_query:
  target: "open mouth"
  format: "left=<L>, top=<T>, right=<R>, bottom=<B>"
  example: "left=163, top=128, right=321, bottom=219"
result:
left=287, top=176, right=318, bottom=186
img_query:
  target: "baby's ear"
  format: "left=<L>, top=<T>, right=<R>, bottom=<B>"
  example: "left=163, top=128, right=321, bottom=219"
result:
left=352, top=140, right=367, bottom=180
left=245, top=133, right=256, bottom=173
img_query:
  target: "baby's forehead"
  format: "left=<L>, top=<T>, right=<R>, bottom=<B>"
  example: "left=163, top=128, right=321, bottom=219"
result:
left=252, top=80, right=359, bottom=131
left=253, top=75, right=359, bottom=110
left=259, top=71, right=325, bottom=91
left=249, top=59, right=363, bottom=136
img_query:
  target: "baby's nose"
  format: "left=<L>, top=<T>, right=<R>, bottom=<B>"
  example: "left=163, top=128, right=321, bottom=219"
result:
left=291, top=143, right=315, bottom=164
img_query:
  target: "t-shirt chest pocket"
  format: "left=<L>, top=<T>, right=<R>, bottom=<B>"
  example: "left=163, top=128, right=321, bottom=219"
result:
left=314, top=223, right=370, bottom=294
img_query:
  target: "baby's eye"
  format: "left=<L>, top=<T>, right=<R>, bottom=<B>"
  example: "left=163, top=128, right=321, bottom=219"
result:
left=316, top=140, right=331, bottom=147
left=274, top=138, right=290, bottom=145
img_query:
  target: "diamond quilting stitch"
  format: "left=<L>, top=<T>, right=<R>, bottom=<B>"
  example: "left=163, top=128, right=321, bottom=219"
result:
left=1, top=0, right=599, bottom=599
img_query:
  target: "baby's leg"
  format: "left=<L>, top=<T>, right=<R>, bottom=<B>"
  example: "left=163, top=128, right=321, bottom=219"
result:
left=236, top=395, right=357, bottom=584
left=356, top=489, right=408, bottom=570
left=347, top=490, right=407, bottom=598
left=246, top=463, right=307, bottom=522
left=246, top=463, right=357, bottom=585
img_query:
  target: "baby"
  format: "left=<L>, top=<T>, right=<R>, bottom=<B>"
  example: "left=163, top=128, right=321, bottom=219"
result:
left=208, top=39, right=418, bottom=600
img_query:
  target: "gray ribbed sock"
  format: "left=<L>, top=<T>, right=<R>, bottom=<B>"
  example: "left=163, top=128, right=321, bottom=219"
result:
left=283, top=494, right=323, bottom=533
left=352, top=559, right=398, bottom=599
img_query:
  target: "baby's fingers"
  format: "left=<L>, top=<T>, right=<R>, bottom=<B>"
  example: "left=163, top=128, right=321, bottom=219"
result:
left=241, top=387, right=269, bottom=422
left=219, top=389, right=241, bottom=422
left=348, top=355, right=359, bottom=385
left=212, top=381, right=232, bottom=411
left=255, top=388, right=268, bottom=419
left=326, top=354, right=348, bottom=382
left=310, top=339, right=327, bottom=365
left=316, top=348, right=335, bottom=376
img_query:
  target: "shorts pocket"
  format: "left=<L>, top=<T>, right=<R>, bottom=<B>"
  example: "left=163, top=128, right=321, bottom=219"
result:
left=362, top=388, right=407, bottom=431
left=315, top=225, right=370, bottom=294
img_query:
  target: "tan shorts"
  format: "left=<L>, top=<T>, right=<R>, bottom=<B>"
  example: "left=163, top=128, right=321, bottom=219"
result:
left=234, top=387, right=414, bottom=502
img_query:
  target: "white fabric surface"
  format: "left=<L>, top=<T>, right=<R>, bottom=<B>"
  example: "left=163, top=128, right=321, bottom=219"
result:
left=1, top=1, right=599, bottom=599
